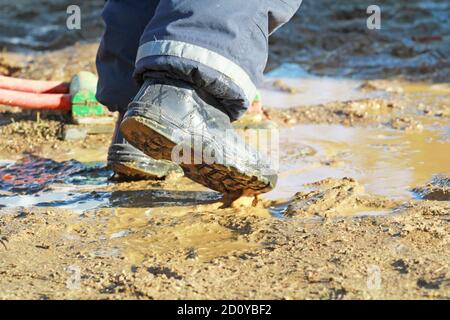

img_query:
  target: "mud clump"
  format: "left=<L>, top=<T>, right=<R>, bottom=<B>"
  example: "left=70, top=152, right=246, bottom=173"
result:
left=0, top=118, right=62, bottom=154
left=0, top=56, right=21, bottom=76
left=358, top=80, right=404, bottom=94
left=413, top=175, right=450, bottom=201
left=389, top=116, right=424, bottom=131
left=285, top=178, right=399, bottom=218
left=5, top=119, right=61, bottom=139
left=265, top=98, right=404, bottom=128
left=273, top=79, right=298, bottom=94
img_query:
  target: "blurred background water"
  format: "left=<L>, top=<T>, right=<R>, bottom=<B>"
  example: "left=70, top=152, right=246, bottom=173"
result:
left=0, top=0, right=448, bottom=81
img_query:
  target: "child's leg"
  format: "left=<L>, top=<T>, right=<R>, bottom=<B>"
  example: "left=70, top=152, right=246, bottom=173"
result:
left=96, top=0, right=160, bottom=113
left=134, top=0, right=302, bottom=121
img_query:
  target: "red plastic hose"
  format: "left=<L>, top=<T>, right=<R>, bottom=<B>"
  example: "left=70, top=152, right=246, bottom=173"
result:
left=0, top=75, right=69, bottom=94
left=0, top=88, right=71, bottom=110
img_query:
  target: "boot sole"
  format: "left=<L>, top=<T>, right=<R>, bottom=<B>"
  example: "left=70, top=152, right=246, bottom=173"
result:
left=120, top=116, right=272, bottom=195
left=109, top=161, right=163, bottom=181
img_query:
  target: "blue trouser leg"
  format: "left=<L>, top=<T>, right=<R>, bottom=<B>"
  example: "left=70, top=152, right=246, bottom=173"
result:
left=96, top=0, right=159, bottom=113
left=97, top=0, right=302, bottom=120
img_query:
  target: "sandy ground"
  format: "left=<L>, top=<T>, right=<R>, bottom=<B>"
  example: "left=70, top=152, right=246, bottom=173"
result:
left=0, top=185, right=448, bottom=300
left=0, top=46, right=448, bottom=299
left=0, top=0, right=449, bottom=299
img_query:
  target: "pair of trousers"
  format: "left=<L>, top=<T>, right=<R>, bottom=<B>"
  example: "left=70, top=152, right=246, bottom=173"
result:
left=96, top=0, right=302, bottom=121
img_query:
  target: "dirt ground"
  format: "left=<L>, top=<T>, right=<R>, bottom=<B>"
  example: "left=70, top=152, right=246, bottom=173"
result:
left=0, top=0, right=449, bottom=300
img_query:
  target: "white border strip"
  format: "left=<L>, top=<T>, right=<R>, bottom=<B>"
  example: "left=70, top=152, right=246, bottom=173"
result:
left=136, top=40, right=256, bottom=102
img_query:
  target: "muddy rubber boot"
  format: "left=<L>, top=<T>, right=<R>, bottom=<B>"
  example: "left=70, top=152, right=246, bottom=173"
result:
left=108, top=113, right=182, bottom=180
left=120, top=79, right=277, bottom=196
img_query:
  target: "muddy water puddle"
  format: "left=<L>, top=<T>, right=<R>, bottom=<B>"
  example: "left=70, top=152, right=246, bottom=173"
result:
left=268, top=122, right=449, bottom=203
left=0, top=120, right=448, bottom=264
left=103, top=207, right=261, bottom=263
left=0, top=121, right=448, bottom=216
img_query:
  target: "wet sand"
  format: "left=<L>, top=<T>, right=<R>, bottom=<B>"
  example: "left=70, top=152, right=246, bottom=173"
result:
left=1, top=58, right=448, bottom=299
left=0, top=0, right=449, bottom=299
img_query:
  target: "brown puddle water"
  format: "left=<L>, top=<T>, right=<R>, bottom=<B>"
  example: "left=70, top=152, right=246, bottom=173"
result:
left=105, top=207, right=262, bottom=263
left=1, top=72, right=448, bottom=213
left=81, top=110, right=450, bottom=261
left=261, top=64, right=449, bottom=204
left=267, top=122, right=449, bottom=202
